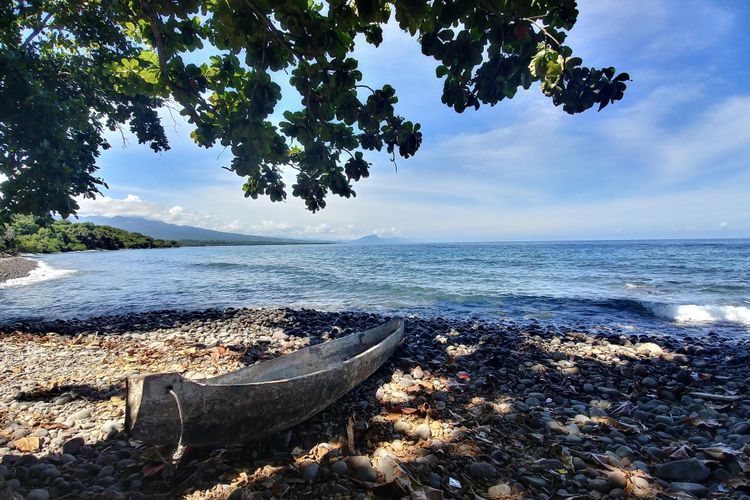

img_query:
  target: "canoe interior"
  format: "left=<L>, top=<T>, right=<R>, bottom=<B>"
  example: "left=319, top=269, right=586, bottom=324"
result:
left=207, top=317, right=403, bottom=384
left=126, top=318, right=405, bottom=447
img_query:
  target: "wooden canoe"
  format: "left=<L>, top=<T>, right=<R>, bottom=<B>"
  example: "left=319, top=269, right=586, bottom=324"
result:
left=125, top=318, right=405, bottom=448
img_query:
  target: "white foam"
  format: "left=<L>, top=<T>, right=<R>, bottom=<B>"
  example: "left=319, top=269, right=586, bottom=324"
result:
left=624, top=283, right=641, bottom=289
left=0, top=260, right=75, bottom=288
left=650, top=303, right=750, bottom=326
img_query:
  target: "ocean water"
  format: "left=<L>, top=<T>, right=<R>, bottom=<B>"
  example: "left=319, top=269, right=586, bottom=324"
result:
left=1, top=240, right=748, bottom=336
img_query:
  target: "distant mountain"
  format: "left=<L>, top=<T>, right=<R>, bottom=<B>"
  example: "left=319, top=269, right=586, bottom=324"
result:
left=76, top=216, right=315, bottom=245
left=347, top=234, right=407, bottom=245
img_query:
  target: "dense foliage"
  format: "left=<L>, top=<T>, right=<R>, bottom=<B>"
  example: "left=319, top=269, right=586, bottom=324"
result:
left=0, top=216, right=177, bottom=253
left=0, top=0, right=628, bottom=221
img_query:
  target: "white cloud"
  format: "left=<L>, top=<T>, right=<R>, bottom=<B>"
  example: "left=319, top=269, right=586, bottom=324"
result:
left=77, top=194, right=217, bottom=228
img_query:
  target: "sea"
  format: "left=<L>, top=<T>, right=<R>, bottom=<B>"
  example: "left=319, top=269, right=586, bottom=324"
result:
left=1, top=240, right=748, bottom=337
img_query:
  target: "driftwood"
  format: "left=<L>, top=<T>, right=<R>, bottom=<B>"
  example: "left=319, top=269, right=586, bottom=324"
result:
left=126, top=318, right=405, bottom=448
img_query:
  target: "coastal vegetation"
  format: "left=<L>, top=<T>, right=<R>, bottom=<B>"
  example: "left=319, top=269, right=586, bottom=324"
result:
left=0, top=0, right=628, bottom=223
left=0, top=215, right=177, bottom=253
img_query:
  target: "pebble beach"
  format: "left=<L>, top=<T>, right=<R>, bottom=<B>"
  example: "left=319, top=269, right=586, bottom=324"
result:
left=0, top=257, right=38, bottom=285
left=0, top=307, right=749, bottom=499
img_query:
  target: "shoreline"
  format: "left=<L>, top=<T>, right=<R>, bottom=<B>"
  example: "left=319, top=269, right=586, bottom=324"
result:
left=1, top=307, right=749, bottom=498
left=0, top=256, right=39, bottom=285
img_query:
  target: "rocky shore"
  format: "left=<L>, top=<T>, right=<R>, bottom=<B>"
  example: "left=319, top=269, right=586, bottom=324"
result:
left=0, top=307, right=749, bottom=499
left=0, top=257, right=38, bottom=285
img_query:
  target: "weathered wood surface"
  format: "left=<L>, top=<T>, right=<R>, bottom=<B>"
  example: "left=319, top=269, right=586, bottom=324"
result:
left=126, top=318, right=404, bottom=447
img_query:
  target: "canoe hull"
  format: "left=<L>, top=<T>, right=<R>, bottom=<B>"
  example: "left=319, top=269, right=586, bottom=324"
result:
left=126, top=318, right=404, bottom=447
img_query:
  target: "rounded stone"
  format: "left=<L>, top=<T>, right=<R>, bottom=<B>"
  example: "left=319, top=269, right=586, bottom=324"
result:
left=414, top=424, right=431, bottom=440
left=300, top=461, right=319, bottom=481
left=469, top=461, right=497, bottom=481
left=589, top=478, right=611, bottom=492
left=393, top=420, right=410, bottom=434
left=655, top=458, right=710, bottom=483
left=26, top=489, right=50, bottom=500
left=330, top=460, right=348, bottom=477
left=346, top=456, right=377, bottom=482
left=607, top=470, right=627, bottom=489
left=62, top=437, right=85, bottom=455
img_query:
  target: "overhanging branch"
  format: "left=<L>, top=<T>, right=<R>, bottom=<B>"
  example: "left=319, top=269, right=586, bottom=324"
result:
left=139, top=0, right=203, bottom=125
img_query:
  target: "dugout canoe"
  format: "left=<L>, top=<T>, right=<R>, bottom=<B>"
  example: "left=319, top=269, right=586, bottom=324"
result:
left=125, top=318, right=405, bottom=448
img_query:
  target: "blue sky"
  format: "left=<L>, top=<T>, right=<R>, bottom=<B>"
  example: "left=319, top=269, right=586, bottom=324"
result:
left=79, top=0, right=750, bottom=241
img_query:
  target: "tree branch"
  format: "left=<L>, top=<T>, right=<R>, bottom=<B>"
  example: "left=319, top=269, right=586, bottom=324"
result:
left=21, top=11, right=53, bottom=48
left=243, top=0, right=303, bottom=63
left=139, top=0, right=202, bottom=125
left=523, top=18, right=562, bottom=47
left=355, top=84, right=376, bottom=94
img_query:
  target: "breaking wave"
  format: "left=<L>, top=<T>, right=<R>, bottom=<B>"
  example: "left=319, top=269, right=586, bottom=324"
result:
left=648, top=303, right=750, bottom=325
left=0, top=261, right=76, bottom=289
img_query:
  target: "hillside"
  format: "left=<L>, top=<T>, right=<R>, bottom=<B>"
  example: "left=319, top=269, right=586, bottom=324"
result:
left=77, top=216, right=314, bottom=245
left=1, top=216, right=177, bottom=253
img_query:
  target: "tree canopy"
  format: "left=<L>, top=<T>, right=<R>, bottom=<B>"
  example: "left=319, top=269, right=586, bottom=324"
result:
left=0, top=0, right=628, bottom=222
left=0, top=215, right=177, bottom=252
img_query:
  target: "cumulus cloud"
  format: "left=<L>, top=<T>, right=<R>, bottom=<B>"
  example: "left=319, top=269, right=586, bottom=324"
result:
left=77, top=194, right=216, bottom=228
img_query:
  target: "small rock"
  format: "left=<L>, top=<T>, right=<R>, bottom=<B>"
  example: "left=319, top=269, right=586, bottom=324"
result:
left=39, top=466, right=60, bottom=481
left=414, top=424, right=431, bottom=440
left=374, top=453, right=400, bottom=482
left=615, top=445, right=635, bottom=458
left=330, top=460, right=348, bottom=477
left=607, top=470, right=627, bottom=489
left=393, top=421, right=410, bottom=434
left=488, top=483, right=512, bottom=499
left=62, top=437, right=85, bottom=455
left=637, top=343, right=663, bottom=356
left=669, top=482, right=708, bottom=498
left=469, top=461, right=497, bottom=481
left=655, top=458, right=710, bottom=482
left=26, top=489, right=50, bottom=500
left=300, top=461, right=319, bottom=481
left=589, top=478, right=611, bottom=492
left=641, top=377, right=658, bottom=389
left=101, top=421, right=120, bottom=440
left=97, top=465, right=115, bottom=478
left=411, top=366, right=424, bottom=379
left=346, top=456, right=377, bottom=482
left=67, top=408, right=92, bottom=422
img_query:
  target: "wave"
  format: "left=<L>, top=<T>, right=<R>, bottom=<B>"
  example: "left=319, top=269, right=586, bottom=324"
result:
left=648, top=303, right=750, bottom=325
left=0, top=261, right=76, bottom=289
left=624, top=282, right=648, bottom=289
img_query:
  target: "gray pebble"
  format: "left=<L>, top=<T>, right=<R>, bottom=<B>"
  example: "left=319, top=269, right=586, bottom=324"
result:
left=589, top=478, right=611, bottom=492
left=469, top=461, right=497, bottom=480
left=330, top=460, right=348, bottom=476
left=346, top=456, right=377, bottom=482
left=607, top=470, right=627, bottom=489
left=655, top=458, right=710, bottom=482
left=300, top=461, right=319, bottom=481
left=670, top=482, right=708, bottom=498
left=26, top=489, right=50, bottom=500
left=62, top=437, right=85, bottom=455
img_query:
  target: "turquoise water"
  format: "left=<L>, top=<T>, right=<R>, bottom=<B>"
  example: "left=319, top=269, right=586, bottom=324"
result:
left=1, top=240, right=749, bottom=336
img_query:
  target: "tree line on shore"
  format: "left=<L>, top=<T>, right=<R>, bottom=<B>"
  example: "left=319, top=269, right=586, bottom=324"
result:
left=0, top=216, right=178, bottom=254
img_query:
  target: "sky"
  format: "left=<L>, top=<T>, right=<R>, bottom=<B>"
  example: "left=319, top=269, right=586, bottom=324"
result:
left=78, top=0, right=750, bottom=242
